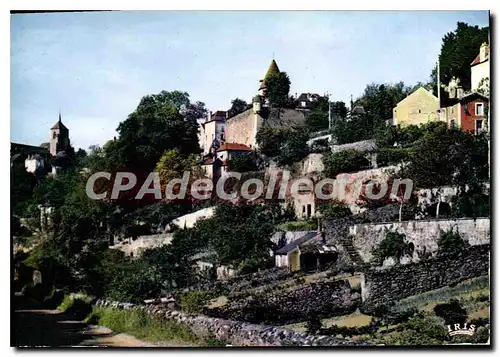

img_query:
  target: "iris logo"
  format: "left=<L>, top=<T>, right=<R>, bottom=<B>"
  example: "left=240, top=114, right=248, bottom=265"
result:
left=447, top=323, right=476, bottom=337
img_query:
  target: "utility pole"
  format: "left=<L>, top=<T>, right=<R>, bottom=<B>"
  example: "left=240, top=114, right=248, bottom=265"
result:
left=437, top=58, right=441, bottom=108
left=327, top=91, right=332, bottom=131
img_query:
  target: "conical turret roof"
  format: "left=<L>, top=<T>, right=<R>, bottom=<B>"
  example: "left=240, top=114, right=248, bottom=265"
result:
left=259, top=59, right=280, bottom=90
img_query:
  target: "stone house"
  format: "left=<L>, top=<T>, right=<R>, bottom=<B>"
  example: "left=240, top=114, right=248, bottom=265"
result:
left=392, top=87, right=439, bottom=127
left=274, top=231, right=337, bottom=272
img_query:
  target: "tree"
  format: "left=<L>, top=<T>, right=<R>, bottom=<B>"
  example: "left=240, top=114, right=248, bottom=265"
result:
left=11, top=162, right=36, bottom=216
left=323, top=150, right=371, bottom=177
left=76, top=148, right=87, bottom=158
left=404, top=122, right=488, bottom=190
left=228, top=98, right=249, bottom=118
left=112, top=90, right=203, bottom=173
left=356, top=82, right=412, bottom=130
left=430, top=22, right=489, bottom=91
left=155, top=149, right=202, bottom=191
left=256, top=127, right=309, bottom=167
left=266, top=72, right=291, bottom=107
left=227, top=154, right=258, bottom=173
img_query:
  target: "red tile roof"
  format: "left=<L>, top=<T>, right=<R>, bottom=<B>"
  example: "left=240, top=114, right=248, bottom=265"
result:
left=471, top=53, right=481, bottom=66
left=216, top=143, right=252, bottom=152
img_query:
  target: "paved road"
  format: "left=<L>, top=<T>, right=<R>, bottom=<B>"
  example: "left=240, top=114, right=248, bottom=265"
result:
left=12, top=295, right=193, bottom=347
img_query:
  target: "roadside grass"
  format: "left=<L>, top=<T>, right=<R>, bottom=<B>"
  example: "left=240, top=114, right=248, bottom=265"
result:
left=86, top=306, right=222, bottom=346
left=58, top=293, right=93, bottom=311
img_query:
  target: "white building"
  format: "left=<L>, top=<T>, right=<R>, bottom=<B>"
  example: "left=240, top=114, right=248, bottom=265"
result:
left=471, top=42, right=490, bottom=93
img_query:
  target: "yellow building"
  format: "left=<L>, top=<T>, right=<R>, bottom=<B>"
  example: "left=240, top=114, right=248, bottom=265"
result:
left=392, top=87, right=439, bottom=127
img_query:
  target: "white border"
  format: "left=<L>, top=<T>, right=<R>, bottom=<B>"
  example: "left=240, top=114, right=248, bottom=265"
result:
left=3, top=3, right=498, bottom=357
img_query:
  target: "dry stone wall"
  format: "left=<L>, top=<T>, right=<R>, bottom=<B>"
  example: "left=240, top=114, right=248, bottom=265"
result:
left=94, top=299, right=370, bottom=346
left=360, top=244, right=490, bottom=306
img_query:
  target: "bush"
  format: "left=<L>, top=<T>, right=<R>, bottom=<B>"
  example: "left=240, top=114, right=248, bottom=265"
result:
left=179, top=291, right=215, bottom=314
left=437, top=229, right=470, bottom=256
left=373, top=231, right=411, bottom=264
left=58, top=293, right=94, bottom=320
left=377, top=147, right=412, bottom=167
left=227, top=155, right=258, bottom=173
left=316, top=202, right=352, bottom=220
left=324, top=149, right=371, bottom=177
left=43, top=288, right=65, bottom=308
left=433, top=299, right=468, bottom=325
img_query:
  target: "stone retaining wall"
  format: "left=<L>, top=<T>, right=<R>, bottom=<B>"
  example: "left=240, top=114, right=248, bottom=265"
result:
left=94, top=299, right=369, bottom=346
left=360, top=244, right=490, bottom=306
left=350, top=218, right=490, bottom=264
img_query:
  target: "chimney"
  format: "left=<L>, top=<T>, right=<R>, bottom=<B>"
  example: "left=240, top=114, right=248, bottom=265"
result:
left=480, top=42, right=489, bottom=62
left=449, top=87, right=456, bottom=99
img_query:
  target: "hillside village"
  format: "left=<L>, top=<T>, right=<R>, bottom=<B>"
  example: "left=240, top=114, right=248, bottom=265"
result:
left=12, top=20, right=490, bottom=347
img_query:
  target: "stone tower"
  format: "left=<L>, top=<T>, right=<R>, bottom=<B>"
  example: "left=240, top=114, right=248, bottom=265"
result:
left=49, top=113, right=70, bottom=156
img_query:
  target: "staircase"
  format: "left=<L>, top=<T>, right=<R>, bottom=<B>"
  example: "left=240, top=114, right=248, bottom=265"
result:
left=337, top=235, right=363, bottom=266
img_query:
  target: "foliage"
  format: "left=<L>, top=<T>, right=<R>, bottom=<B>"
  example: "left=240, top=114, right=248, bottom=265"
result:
left=433, top=299, right=468, bottom=325
left=179, top=291, right=215, bottom=314
left=451, top=190, right=490, bottom=218
left=266, top=72, right=291, bottom=107
left=376, top=147, right=412, bottom=167
left=276, top=219, right=317, bottom=232
left=437, top=229, right=470, bottom=256
left=373, top=231, right=411, bottom=264
left=316, top=202, right=352, bottom=220
left=256, top=127, right=309, bottom=167
left=228, top=98, right=249, bottom=118
left=88, top=306, right=202, bottom=345
left=227, top=154, right=258, bottom=173
left=403, top=123, right=488, bottom=190
left=11, top=162, right=37, bottom=216
left=430, top=22, right=489, bottom=91
left=331, top=116, right=371, bottom=145
left=323, top=149, right=371, bottom=177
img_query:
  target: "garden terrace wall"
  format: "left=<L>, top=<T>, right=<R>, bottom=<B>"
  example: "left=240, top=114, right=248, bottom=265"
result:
left=350, top=218, right=490, bottom=264
left=360, top=244, right=490, bottom=306
left=206, top=279, right=359, bottom=325
left=94, top=299, right=370, bottom=346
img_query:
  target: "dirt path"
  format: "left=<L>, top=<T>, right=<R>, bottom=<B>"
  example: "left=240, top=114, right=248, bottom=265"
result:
left=12, top=295, right=196, bottom=347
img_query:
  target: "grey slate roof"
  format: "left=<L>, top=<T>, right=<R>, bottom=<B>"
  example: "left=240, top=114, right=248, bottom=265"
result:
left=275, top=231, right=320, bottom=255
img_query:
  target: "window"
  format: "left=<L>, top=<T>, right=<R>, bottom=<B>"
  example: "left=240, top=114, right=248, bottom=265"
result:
left=52, top=132, right=57, bottom=139
left=475, top=103, right=484, bottom=116
left=306, top=204, right=312, bottom=218
left=301, top=101, right=307, bottom=107
left=450, top=119, right=457, bottom=129
left=476, top=120, right=484, bottom=134
left=418, top=109, right=421, bottom=114
left=451, top=107, right=454, bottom=114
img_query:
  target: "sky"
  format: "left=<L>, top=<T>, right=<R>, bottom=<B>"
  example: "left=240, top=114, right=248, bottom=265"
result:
left=11, top=10, right=489, bottom=151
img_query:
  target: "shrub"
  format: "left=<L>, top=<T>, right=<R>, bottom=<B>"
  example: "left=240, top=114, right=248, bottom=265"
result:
left=316, top=202, right=352, bottom=220
left=324, top=149, right=371, bottom=177
left=373, top=231, right=411, bottom=264
left=433, top=299, right=468, bottom=325
left=179, top=291, right=215, bottom=314
left=58, top=293, right=94, bottom=320
left=437, top=229, right=470, bottom=256
left=306, top=315, right=323, bottom=334
left=227, top=155, right=258, bottom=173
left=376, top=147, right=412, bottom=167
